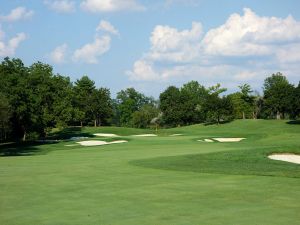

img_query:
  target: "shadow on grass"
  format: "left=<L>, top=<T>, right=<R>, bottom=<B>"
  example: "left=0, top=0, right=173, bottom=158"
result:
left=1, top=127, right=97, bottom=157
left=130, top=148, right=300, bottom=178
left=0, top=141, right=57, bottom=157
left=204, top=120, right=232, bottom=126
left=286, top=120, right=300, bottom=125
left=49, top=127, right=94, bottom=140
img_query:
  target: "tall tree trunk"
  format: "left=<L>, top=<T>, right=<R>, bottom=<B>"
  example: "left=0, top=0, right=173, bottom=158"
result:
left=276, top=111, right=281, bottom=120
left=22, top=131, right=26, bottom=141
left=80, top=121, right=83, bottom=127
left=242, top=111, right=245, bottom=119
left=252, top=111, right=257, bottom=119
left=94, top=119, right=97, bottom=127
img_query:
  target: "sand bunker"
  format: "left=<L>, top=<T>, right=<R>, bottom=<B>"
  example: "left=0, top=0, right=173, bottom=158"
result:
left=213, top=138, right=246, bottom=142
left=77, top=140, right=128, bottom=146
left=132, top=134, right=157, bottom=137
left=169, top=134, right=183, bottom=136
left=94, top=133, right=119, bottom=137
left=268, top=153, right=300, bottom=164
left=108, top=140, right=128, bottom=144
left=197, top=139, right=214, bottom=142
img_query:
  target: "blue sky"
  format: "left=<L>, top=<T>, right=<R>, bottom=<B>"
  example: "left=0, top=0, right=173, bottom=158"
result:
left=1, top=0, right=300, bottom=98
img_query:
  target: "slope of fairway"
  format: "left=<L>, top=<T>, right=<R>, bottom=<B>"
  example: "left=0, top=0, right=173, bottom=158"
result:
left=0, top=120, right=299, bottom=225
left=132, top=120, right=300, bottom=177
left=132, top=148, right=300, bottom=178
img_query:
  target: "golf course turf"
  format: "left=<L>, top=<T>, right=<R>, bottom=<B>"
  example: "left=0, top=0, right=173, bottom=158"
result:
left=0, top=120, right=299, bottom=225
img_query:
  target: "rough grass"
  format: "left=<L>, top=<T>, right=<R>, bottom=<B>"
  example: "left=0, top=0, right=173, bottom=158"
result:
left=0, top=120, right=299, bottom=225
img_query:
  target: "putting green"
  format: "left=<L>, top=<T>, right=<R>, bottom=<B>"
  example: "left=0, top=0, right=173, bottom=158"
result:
left=0, top=120, right=299, bottom=225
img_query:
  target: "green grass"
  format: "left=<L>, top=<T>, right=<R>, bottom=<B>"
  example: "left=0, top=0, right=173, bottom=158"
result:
left=0, top=120, right=300, bottom=225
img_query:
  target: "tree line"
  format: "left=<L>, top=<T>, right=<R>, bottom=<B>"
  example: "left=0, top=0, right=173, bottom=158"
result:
left=0, top=57, right=299, bottom=142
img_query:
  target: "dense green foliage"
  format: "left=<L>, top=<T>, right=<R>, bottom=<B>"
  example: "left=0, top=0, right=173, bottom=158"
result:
left=116, top=88, right=156, bottom=127
left=0, top=58, right=113, bottom=141
left=0, top=57, right=299, bottom=142
left=263, top=72, right=295, bottom=119
left=0, top=120, right=299, bottom=225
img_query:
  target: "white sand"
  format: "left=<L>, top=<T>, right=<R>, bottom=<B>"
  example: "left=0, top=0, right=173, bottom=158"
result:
left=65, top=144, right=78, bottom=147
left=77, top=140, right=107, bottom=146
left=108, top=140, right=128, bottom=144
left=169, top=134, right=183, bottom=136
left=94, top=133, right=119, bottom=137
left=132, top=134, right=157, bottom=137
left=268, top=153, right=300, bottom=164
left=197, top=139, right=214, bottom=142
left=213, top=138, right=246, bottom=142
left=77, top=140, right=128, bottom=146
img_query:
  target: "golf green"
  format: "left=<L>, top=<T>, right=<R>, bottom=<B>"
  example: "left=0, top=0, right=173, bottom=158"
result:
left=0, top=120, right=299, bottom=225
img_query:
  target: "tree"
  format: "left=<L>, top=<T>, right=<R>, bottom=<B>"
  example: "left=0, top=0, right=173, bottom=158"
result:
left=204, top=95, right=234, bottom=124
left=116, top=88, right=155, bottom=126
left=252, top=91, right=264, bottom=119
left=51, top=75, right=75, bottom=128
left=90, top=88, right=113, bottom=126
left=290, top=82, right=300, bottom=119
left=0, top=58, right=34, bottom=141
left=238, top=84, right=255, bottom=119
left=0, top=93, right=11, bottom=141
left=28, top=62, right=56, bottom=137
left=228, top=92, right=244, bottom=119
left=159, top=86, right=184, bottom=126
left=203, top=84, right=233, bottom=124
left=132, top=104, right=159, bottom=128
left=180, top=81, right=208, bottom=123
left=73, top=75, right=96, bottom=126
left=263, top=72, right=294, bottom=119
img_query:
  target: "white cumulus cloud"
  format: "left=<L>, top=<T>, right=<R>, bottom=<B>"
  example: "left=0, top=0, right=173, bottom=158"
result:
left=127, top=21, right=204, bottom=80
left=0, top=7, right=34, bottom=22
left=80, top=0, right=145, bottom=13
left=44, top=0, right=76, bottom=13
left=72, top=35, right=111, bottom=64
left=276, top=44, right=300, bottom=64
left=126, top=7, right=300, bottom=90
left=127, top=8, right=300, bottom=87
left=148, top=22, right=202, bottom=63
left=96, top=20, right=119, bottom=35
left=49, top=44, right=68, bottom=64
left=126, top=60, right=159, bottom=81
left=202, top=8, right=300, bottom=56
left=0, top=28, right=26, bottom=57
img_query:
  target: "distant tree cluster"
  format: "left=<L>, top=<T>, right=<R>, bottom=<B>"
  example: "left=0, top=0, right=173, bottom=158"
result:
left=0, top=57, right=299, bottom=142
left=159, top=73, right=299, bottom=126
left=0, top=58, right=112, bottom=141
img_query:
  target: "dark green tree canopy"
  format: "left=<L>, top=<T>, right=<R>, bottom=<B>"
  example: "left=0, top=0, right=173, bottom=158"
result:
left=116, top=88, right=155, bottom=126
left=263, top=72, right=294, bottom=119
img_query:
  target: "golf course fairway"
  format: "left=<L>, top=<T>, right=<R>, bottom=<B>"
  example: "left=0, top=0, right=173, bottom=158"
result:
left=0, top=120, right=299, bottom=225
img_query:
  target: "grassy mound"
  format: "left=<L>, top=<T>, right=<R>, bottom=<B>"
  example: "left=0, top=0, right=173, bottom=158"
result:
left=132, top=119, right=300, bottom=178
left=131, top=148, right=300, bottom=178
